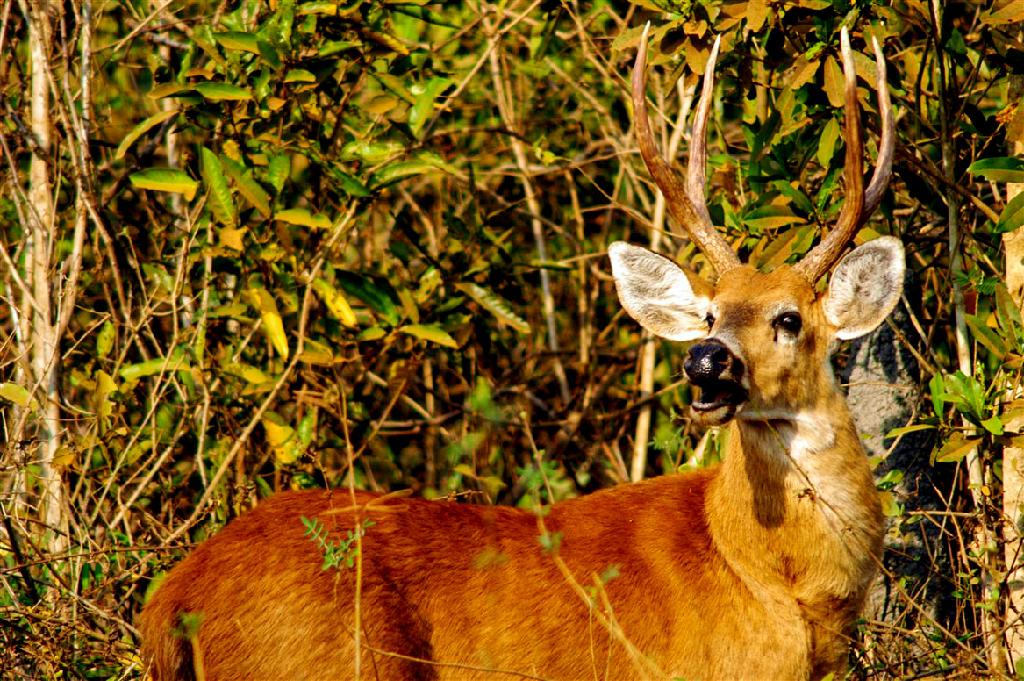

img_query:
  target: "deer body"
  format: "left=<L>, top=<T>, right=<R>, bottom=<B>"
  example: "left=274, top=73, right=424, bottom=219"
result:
left=140, top=392, right=881, bottom=680
left=141, top=26, right=902, bottom=681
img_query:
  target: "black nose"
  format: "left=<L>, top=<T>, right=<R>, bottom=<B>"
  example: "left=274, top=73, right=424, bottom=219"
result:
left=684, top=340, right=733, bottom=381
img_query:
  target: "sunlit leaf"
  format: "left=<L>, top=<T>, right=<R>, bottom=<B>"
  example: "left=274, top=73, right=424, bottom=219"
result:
left=822, top=56, right=844, bottom=109
left=219, top=226, right=246, bottom=251
left=222, top=360, right=274, bottom=384
left=275, top=207, right=331, bottom=229
left=245, top=287, right=289, bottom=358
left=933, top=434, right=981, bottom=464
left=400, top=324, right=459, bottom=348
left=0, top=382, right=33, bottom=408
left=119, top=350, right=190, bottom=383
left=194, top=82, right=253, bottom=101
left=455, top=283, right=530, bottom=334
left=339, top=140, right=405, bottom=164
left=312, top=278, right=358, bottom=326
left=298, top=338, right=336, bottom=364
left=129, top=168, right=198, bottom=200
left=409, top=77, right=452, bottom=138
left=213, top=31, right=260, bottom=54
left=115, top=109, right=179, bottom=160
left=262, top=412, right=298, bottom=464
left=284, top=69, right=317, bottom=83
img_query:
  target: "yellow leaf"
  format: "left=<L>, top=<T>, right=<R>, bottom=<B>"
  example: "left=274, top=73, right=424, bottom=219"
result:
left=245, top=287, right=289, bottom=358
left=822, top=56, right=844, bottom=108
left=784, top=56, right=819, bottom=93
left=262, top=412, right=298, bottom=464
left=219, top=226, right=247, bottom=251
left=298, top=338, right=335, bottom=365
left=0, top=382, right=33, bottom=407
left=746, top=0, right=768, bottom=31
left=312, top=278, right=357, bottom=326
left=399, top=324, right=458, bottom=349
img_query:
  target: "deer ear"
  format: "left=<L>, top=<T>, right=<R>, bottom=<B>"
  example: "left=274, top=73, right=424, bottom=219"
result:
left=608, top=242, right=710, bottom=341
left=822, top=237, right=905, bottom=340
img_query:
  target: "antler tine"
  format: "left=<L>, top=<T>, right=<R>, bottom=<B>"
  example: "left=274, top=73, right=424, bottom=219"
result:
left=794, top=27, right=864, bottom=282
left=632, top=23, right=740, bottom=274
left=863, top=34, right=893, bottom=217
left=687, top=35, right=722, bottom=228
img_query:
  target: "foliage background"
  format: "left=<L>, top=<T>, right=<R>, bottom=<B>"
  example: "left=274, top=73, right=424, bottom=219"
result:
left=2, top=0, right=1024, bottom=677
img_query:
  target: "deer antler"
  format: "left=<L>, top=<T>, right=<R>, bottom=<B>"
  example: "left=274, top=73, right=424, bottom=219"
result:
left=795, top=28, right=893, bottom=282
left=632, top=24, right=740, bottom=274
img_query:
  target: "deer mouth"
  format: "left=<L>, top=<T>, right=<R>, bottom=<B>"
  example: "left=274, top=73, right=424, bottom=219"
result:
left=690, top=378, right=748, bottom=421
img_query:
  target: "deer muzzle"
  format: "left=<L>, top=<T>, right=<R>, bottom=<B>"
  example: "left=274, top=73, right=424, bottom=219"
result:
left=684, top=339, right=747, bottom=422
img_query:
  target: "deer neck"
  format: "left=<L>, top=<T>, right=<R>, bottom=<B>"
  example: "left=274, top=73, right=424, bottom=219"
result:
left=706, top=392, right=883, bottom=605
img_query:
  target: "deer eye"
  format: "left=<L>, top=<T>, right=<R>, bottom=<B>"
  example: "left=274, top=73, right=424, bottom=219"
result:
left=773, top=312, right=802, bottom=335
left=705, top=312, right=715, bottom=330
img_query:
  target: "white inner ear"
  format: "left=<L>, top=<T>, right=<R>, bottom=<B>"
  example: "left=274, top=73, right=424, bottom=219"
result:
left=608, top=242, right=710, bottom=341
left=823, top=237, right=905, bottom=340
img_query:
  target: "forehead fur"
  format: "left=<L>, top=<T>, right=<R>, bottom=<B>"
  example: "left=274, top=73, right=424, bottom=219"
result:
left=713, top=265, right=816, bottom=310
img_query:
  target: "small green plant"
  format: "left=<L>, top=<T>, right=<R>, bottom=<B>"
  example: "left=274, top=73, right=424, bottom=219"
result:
left=300, top=517, right=374, bottom=571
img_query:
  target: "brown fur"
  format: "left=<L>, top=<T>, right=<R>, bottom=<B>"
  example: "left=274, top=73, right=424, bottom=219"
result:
left=140, top=263, right=887, bottom=681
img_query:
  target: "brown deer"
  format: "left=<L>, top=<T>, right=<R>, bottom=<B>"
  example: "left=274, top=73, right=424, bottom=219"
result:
left=139, top=25, right=899, bottom=681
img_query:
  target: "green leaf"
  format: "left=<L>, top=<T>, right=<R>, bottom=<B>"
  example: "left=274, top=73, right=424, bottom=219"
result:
left=115, top=109, right=179, bottom=160
left=275, top=207, right=331, bottom=229
left=96, top=320, right=116, bottom=359
left=996, top=191, right=1024, bottom=234
left=221, top=157, right=271, bottom=218
left=968, top=157, right=1024, bottom=184
left=934, top=434, right=981, bottom=464
left=339, top=140, right=405, bottom=164
left=455, top=283, right=530, bottom=334
left=119, top=350, right=190, bottom=383
left=929, top=373, right=945, bottom=418
left=194, top=82, right=253, bottom=101
left=399, top=324, right=458, bottom=348
left=409, top=77, right=452, bottom=139
left=213, top=31, right=260, bottom=54
left=200, top=148, right=236, bottom=227
left=257, top=39, right=282, bottom=68
left=370, top=153, right=453, bottom=188
left=884, top=423, right=935, bottom=439
left=222, top=360, right=274, bottom=384
left=981, top=415, right=1004, bottom=436
left=0, top=382, right=32, bottom=407
left=129, top=168, right=198, bottom=200
left=996, top=284, right=1024, bottom=343
left=816, top=118, right=840, bottom=167
left=742, top=205, right=805, bottom=231
left=267, top=154, right=290, bottom=193
left=335, top=271, right=401, bottom=326
left=284, top=69, right=317, bottom=83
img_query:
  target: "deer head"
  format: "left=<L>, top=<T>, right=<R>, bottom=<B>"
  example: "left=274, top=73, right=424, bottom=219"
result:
left=611, top=26, right=901, bottom=428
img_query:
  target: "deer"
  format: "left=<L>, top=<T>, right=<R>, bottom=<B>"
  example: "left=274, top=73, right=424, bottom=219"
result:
left=139, top=24, right=899, bottom=681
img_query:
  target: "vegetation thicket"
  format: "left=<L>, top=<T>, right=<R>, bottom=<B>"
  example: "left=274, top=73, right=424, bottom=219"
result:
left=2, top=0, right=1024, bottom=677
